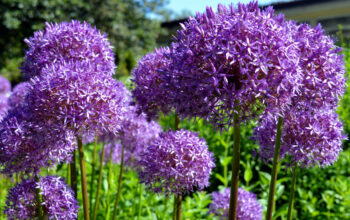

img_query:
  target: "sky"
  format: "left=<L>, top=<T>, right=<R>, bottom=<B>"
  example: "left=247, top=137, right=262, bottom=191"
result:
left=167, top=0, right=293, bottom=15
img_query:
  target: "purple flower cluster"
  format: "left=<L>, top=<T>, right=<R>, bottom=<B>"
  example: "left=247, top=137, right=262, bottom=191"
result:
left=139, top=129, right=215, bottom=195
left=254, top=108, right=345, bottom=167
left=209, top=188, right=263, bottom=220
left=22, top=20, right=115, bottom=80
left=132, top=47, right=172, bottom=119
left=8, top=82, right=30, bottom=110
left=0, top=75, right=11, bottom=96
left=164, top=2, right=302, bottom=125
left=26, top=61, right=130, bottom=135
left=0, top=75, right=11, bottom=118
left=4, top=176, right=78, bottom=220
left=290, top=23, right=345, bottom=109
left=99, top=106, right=162, bottom=167
left=102, top=142, right=123, bottom=164
left=118, top=107, right=162, bottom=166
left=0, top=109, right=76, bottom=174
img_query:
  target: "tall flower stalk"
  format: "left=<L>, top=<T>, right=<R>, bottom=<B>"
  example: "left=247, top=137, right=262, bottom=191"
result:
left=287, top=164, right=298, bottom=220
left=35, top=176, right=44, bottom=220
left=112, top=144, right=125, bottom=220
left=92, top=143, right=105, bottom=220
left=90, top=134, right=99, bottom=214
left=266, top=116, right=283, bottom=220
left=77, top=136, right=90, bottom=220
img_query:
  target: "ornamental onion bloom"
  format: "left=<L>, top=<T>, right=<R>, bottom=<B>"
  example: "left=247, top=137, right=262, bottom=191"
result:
left=118, top=107, right=162, bottom=166
left=8, top=82, right=30, bottom=110
left=209, top=188, right=263, bottom=220
left=0, top=95, right=8, bottom=119
left=26, top=61, right=130, bottom=136
left=290, top=23, right=345, bottom=110
left=0, top=75, right=11, bottom=96
left=22, top=20, right=115, bottom=80
left=0, top=109, right=76, bottom=174
left=253, top=108, right=345, bottom=167
left=4, top=176, right=78, bottom=220
left=167, top=2, right=302, bottom=126
left=99, top=106, right=162, bottom=167
left=139, top=129, right=215, bottom=195
left=132, top=47, right=173, bottom=120
left=102, top=142, right=123, bottom=164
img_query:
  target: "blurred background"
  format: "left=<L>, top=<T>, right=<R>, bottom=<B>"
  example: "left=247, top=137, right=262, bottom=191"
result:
left=1, top=0, right=350, bottom=219
left=1, top=0, right=349, bottom=82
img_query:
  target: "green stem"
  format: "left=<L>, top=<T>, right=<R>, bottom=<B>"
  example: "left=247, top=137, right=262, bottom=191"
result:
left=67, top=163, right=71, bottom=186
left=106, top=146, right=114, bottom=219
left=92, top=143, right=105, bottom=220
left=137, top=183, right=143, bottom=220
left=173, top=195, right=177, bottom=220
left=287, top=164, right=298, bottom=220
left=77, top=136, right=90, bottom=220
left=35, top=175, right=44, bottom=220
left=266, top=116, right=284, bottom=220
left=70, top=151, right=78, bottom=197
left=175, top=195, right=182, bottom=220
left=228, top=107, right=241, bottom=220
left=112, top=144, right=125, bottom=220
left=90, top=134, right=99, bottom=215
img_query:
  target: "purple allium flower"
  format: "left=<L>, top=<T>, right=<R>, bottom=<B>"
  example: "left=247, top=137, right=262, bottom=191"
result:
left=0, top=75, right=11, bottom=96
left=118, top=107, right=162, bottom=166
left=26, top=61, right=130, bottom=136
left=253, top=108, right=346, bottom=167
left=99, top=107, right=162, bottom=167
left=139, top=129, right=215, bottom=195
left=102, top=142, right=123, bottom=164
left=167, top=2, right=302, bottom=126
left=0, top=95, right=8, bottom=119
left=4, top=176, right=78, bottom=220
left=290, top=23, right=345, bottom=109
left=22, top=20, right=115, bottom=80
left=209, top=188, right=263, bottom=220
left=132, top=47, right=173, bottom=119
left=0, top=109, right=76, bottom=174
left=8, top=82, right=30, bottom=110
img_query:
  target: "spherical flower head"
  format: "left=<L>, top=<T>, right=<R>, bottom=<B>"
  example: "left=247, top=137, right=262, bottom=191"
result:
left=253, top=108, right=346, bottom=167
left=0, top=109, right=77, bottom=174
left=118, top=106, right=162, bottom=166
left=209, top=188, right=263, bottom=220
left=22, top=20, right=116, bottom=80
left=291, top=23, right=345, bottom=109
left=4, top=176, right=78, bottom=220
left=26, top=61, right=131, bottom=136
left=139, top=129, right=215, bottom=195
left=0, top=75, right=11, bottom=96
left=102, top=142, right=123, bottom=164
left=132, top=47, right=173, bottom=120
left=8, top=82, right=30, bottom=110
left=0, top=95, right=8, bottom=119
left=168, top=2, right=302, bottom=126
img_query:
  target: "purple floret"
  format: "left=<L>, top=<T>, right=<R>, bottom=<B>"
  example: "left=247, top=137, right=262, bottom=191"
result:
left=167, top=2, right=302, bottom=126
left=139, top=129, right=215, bottom=195
left=0, top=75, right=11, bottom=96
left=254, top=108, right=346, bottom=167
left=132, top=47, right=173, bottom=120
left=4, top=176, right=78, bottom=220
left=0, top=109, right=76, bottom=174
left=209, top=188, right=263, bottom=220
left=8, top=82, right=30, bottom=110
left=100, top=106, right=162, bottom=167
left=291, top=23, right=345, bottom=109
left=26, top=61, right=130, bottom=136
left=22, top=20, right=115, bottom=80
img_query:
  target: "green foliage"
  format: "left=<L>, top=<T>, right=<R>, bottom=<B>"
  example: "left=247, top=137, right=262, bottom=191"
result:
left=0, top=0, right=168, bottom=81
